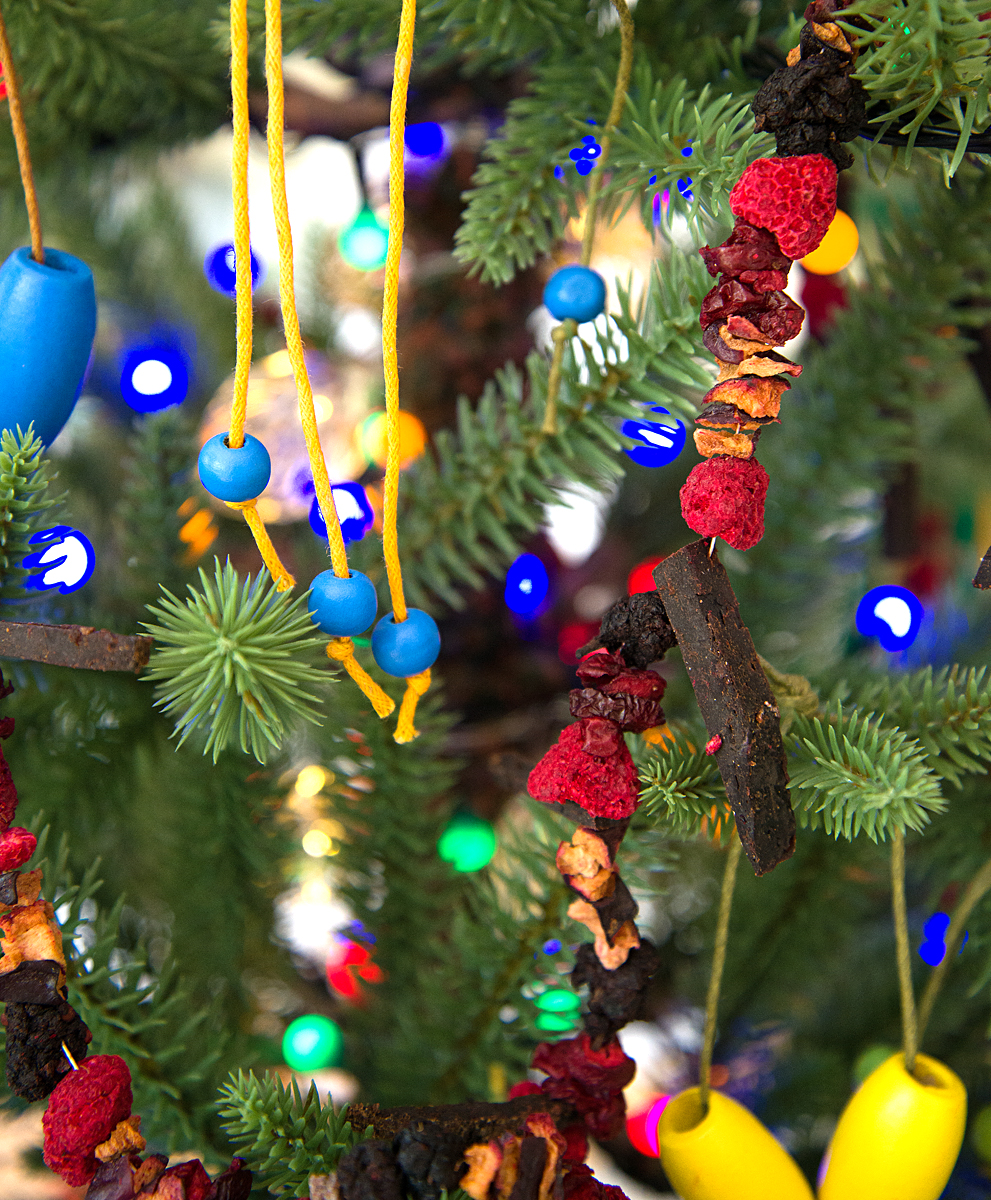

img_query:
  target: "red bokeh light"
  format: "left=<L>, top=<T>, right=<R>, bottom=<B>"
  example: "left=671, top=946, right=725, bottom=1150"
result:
left=326, top=937, right=384, bottom=1002
left=627, top=556, right=664, bottom=595
left=558, top=621, right=599, bottom=664
left=625, top=1095, right=669, bottom=1157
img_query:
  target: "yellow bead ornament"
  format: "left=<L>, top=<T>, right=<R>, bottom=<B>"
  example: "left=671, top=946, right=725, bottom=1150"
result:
left=800, top=209, right=859, bottom=275
left=656, top=1087, right=814, bottom=1200
left=819, top=1052, right=966, bottom=1200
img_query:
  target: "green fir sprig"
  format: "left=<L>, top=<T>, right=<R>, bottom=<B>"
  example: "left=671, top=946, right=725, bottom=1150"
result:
left=0, top=425, right=63, bottom=600
left=218, top=1071, right=371, bottom=1195
left=788, top=705, right=947, bottom=841
left=143, top=560, right=330, bottom=763
left=638, top=728, right=732, bottom=842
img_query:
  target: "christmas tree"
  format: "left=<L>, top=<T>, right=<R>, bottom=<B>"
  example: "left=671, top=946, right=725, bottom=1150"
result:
left=1, top=0, right=991, bottom=1198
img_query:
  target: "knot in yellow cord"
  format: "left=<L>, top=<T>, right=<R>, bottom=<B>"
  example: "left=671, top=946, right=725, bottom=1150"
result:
left=225, top=499, right=295, bottom=591
left=394, top=668, right=431, bottom=744
left=326, top=639, right=396, bottom=719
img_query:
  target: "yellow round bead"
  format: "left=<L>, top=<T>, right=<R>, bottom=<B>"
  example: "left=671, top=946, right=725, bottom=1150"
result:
left=820, top=1052, right=966, bottom=1200
left=800, top=209, right=859, bottom=275
left=657, top=1087, right=814, bottom=1200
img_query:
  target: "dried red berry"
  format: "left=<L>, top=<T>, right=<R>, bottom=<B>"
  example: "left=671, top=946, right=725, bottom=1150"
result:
left=153, top=1159, right=215, bottom=1200
left=699, top=219, right=791, bottom=278
left=0, top=826, right=36, bottom=872
left=729, top=154, right=837, bottom=258
left=562, top=1163, right=629, bottom=1200
left=528, top=724, right=640, bottom=820
left=533, top=1034, right=636, bottom=1094
left=680, top=457, right=769, bottom=551
left=43, top=1054, right=132, bottom=1186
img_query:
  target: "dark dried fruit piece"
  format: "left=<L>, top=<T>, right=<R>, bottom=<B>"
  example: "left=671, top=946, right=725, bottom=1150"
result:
left=338, top=1141, right=406, bottom=1200
left=577, top=593, right=676, bottom=670
left=572, top=940, right=661, bottom=1046
left=212, top=1158, right=254, bottom=1200
left=699, top=219, right=791, bottom=278
left=752, top=58, right=866, bottom=169
left=0, top=957, right=63, bottom=1005
left=4, top=996, right=91, bottom=1102
left=394, top=1121, right=467, bottom=1200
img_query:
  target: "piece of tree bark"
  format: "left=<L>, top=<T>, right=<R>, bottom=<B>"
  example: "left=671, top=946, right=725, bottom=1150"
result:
left=347, top=1095, right=575, bottom=1144
left=0, top=623, right=152, bottom=673
left=974, top=545, right=991, bottom=589
left=653, top=540, right=795, bottom=875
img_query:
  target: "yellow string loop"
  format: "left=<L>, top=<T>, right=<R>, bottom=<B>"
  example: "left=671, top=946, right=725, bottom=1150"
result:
left=225, top=501, right=295, bottom=590
left=381, top=0, right=417, bottom=626
left=326, top=640, right=396, bottom=718
left=264, top=0, right=350, bottom=579
left=394, top=669, right=430, bottom=744
left=229, top=0, right=251, bottom=449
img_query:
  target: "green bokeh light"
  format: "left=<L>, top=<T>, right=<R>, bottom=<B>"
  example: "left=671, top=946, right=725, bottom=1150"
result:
left=438, top=813, right=497, bottom=872
left=535, top=988, right=581, bottom=1014
left=338, top=205, right=389, bottom=271
left=282, top=1014, right=344, bottom=1072
left=972, top=1103, right=991, bottom=1161
left=535, top=1012, right=578, bottom=1033
left=852, top=1044, right=897, bottom=1085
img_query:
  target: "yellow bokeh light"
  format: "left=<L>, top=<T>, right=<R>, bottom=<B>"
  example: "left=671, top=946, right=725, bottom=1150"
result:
left=801, top=210, right=859, bottom=276
left=261, top=349, right=293, bottom=377
left=360, top=409, right=426, bottom=469
left=302, top=829, right=334, bottom=857
left=312, top=393, right=334, bottom=422
left=296, top=765, right=327, bottom=797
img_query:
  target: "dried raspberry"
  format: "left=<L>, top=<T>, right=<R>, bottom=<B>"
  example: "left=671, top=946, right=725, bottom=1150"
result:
left=152, top=1159, right=214, bottom=1200
left=533, top=1034, right=636, bottom=1094
left=528, top=724, right=640, bottom=820
left=680, top=457, right=769, bottom=551
left=729, top=154, right=837, bottom=258
left=562, top=1164, right=630, bottom=1200
left=0, top=826, right=36, bottom=872
left=43, top=1054, right=132, bottom=1186
left=508, top=1080, right=542, bottom=1099
left=699, top=219, right=791, bottom=278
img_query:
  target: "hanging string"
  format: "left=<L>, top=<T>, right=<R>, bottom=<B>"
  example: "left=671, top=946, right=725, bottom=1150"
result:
left=891, top=827, right=919, bottom=1074
left=0, top=3, right=43, bottom=264
left=381, top=0, right=417, bottom=627
left=917, top=851, right=991, bottom=1046
left=222, top=0, right=295, bottom=589
left=542, top=0, right=634, bottom=435
left=394, top=668, right=430, bottom=743
left=326, top=640, right=395, bottom=718
left=698, top=832, right=742, bottom=1115
left=263, top=0, right=349, bottom=580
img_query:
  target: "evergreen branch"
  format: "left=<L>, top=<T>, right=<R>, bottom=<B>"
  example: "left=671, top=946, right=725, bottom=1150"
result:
left=218, top=1071, right=372, bottom=1195
left=856, top=666, right=991, bottom=788
left=788, top=705, right=947, bottom=841
left=397, top=258, right=711, bottom=612
left=454, top=55, right=769, bottom=284
left=840, top=0, right=991, bottom=171
left=0, top=426, right=63, bottom=600
left=637, top=728, right=732, bottom=842
left=143, top=560, right=331, bottom=764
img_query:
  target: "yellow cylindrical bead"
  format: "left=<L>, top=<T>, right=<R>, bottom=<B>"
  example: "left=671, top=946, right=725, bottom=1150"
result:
left=820, top=1052, right=966, bottom=1200
left=656, top=1088, right=814, bottom=1200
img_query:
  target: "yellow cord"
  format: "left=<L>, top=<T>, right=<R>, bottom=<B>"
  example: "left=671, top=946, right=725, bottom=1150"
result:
left=394, top=669, right=430, bottom=743
left=381, top=0, right=417, bottom=627
left=326, top=640, right=395, bottom=718
left=229, top=0, right=251, bottom=449
left=225, top=501, right=295, bottom=590
left=0, top=3, right=43, bottom=264
left=264, top=0, right=350, bottom=580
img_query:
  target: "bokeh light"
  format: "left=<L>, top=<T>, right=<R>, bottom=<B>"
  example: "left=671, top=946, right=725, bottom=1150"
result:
left=405, top=121, right=445, bottom=158
left=204, top=243, right=263, bottom=295
left=309, top=482, right=375, bottom=544
left=295, top=765, right=327, bottom=797
left=438, top=812, right=497, bottom=872
left=359, top=409, right=427, bottom=469
left=282, top=1013, right=343, bottom=1071
left=505, top=553, right=550, bottom=615
left=339, top=205, right=389, bottom=271
left=801, top=210, right=859, bottom=275
left=855, top=585, right=924, bottom=652
left=120, top=344, right=189, bottom=412
left=534, top=989, right=581, bottom=1014
left=627, top=556, right=664, bottom=595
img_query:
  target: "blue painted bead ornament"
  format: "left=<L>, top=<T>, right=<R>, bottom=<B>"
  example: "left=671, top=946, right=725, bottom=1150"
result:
left=0, top=246, right=97, bottom=446
left=197, top=432, right=271, bottom=503
left=308, top=569, right=378, bottom=637
left=543, top=265, right=606, bottom=323
left=372, top=608, right=440, bottom=677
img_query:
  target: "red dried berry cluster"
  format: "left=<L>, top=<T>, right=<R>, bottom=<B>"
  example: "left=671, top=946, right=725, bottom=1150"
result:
left=0, top=715, right=34, bottom=872
left=729, top=153, right=836, bottom=260
left=680, top=457, right=769, bottom=550
left=42, top=1054, right=133, bottom=1186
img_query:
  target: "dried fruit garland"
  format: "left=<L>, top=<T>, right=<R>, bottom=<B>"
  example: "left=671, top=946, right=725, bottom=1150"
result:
left=681, top=0, right=867, bottom=550
left=0, top=677, right=251, bottom=1200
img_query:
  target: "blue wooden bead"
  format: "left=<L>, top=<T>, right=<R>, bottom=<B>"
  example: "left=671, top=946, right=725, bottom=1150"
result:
left=308, top=570, right=378, bottom=636
left=197, top=432, right=271, bottom=502
left=371, top=609, right=441, bottom=677
left=0, top=246, right=97, bottom=446
left=543, top=265, right=606, bottom=323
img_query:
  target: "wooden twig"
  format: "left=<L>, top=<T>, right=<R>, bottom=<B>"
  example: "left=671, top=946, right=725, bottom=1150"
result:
left=0, top=622, right=152, bottom=673
left=347, top=1095, right=576, bottom=1143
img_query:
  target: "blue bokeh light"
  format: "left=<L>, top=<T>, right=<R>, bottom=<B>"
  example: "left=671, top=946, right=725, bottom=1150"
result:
left=309, top=482, right=375, bottom=544
left=405, top=121, right=445, bottom=158
left=23, top=526, right=96, bottom=594
left=855, top=585, right=924, bottom=652
left=204, top=243, right=263, bottom=296
left=505, top=553, right=550, bottom=616
left=622, top=406, right=686, bottom=468
left=120, top=343, right=189, bottom=412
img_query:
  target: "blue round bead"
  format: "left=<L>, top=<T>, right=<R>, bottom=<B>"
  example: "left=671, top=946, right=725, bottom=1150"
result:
left=371, top=609, right=441, bottom=677
left=308, top=570, right=378, bottom=637
left=197, top=433, right=271, bottom=502
left=543, top=265, right=606, bottom=323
